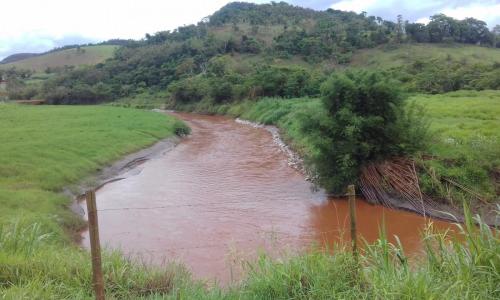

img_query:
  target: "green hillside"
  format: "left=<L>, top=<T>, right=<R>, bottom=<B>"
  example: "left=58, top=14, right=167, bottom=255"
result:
left=0, top=45, right=118, bottom=72
left=28, top=2, right=499, bottom=103
left=350, top=43, right=500, bottom=68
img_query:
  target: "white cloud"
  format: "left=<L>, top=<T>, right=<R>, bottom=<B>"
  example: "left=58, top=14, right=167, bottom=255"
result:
left=331, top=0, right=378, bottom=12
left=415, top=17, right=430, bottom=25
left=1, top=0, right=232, bottom=40
left=442, top=2, right=500, bottom=26
left=330, top=0, right=441, bottom=16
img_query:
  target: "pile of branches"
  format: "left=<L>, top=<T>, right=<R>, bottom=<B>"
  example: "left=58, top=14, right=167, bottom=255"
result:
left=359, top=157, right=457, bottom=220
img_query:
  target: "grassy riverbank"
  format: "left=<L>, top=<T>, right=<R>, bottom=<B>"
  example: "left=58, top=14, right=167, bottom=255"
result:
left=0, top=104, right=191, bottom=298
left=412, top=91, right=500, bottom=204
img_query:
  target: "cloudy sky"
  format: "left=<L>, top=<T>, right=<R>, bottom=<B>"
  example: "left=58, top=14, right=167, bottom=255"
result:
left=1, top=0, right=499, bottom=60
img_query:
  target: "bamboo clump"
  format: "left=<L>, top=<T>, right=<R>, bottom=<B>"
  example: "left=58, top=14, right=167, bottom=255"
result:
left=359, top=158, right=439, bottom=216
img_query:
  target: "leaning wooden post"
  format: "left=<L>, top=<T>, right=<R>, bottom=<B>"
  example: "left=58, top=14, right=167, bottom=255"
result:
left=347, top=185, right=358, bottom=259
left=86, top=190, right=105, bottom=300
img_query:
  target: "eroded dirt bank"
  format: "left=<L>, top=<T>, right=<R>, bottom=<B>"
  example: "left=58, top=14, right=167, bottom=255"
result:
left=80, top=112, right=458, bottom=284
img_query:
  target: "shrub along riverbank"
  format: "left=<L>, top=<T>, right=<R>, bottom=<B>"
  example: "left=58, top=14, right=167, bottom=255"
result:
left=1, top=102, right=499, bottom=298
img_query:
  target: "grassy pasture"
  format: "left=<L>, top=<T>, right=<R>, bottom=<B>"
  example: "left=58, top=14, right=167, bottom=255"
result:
left=0, top=104, right=185, bottom=232
left=0, top=104, right=191, bottom=298
left=411, top=90, right=500, bottom=201
left=0, top=45, right=118, bottom=72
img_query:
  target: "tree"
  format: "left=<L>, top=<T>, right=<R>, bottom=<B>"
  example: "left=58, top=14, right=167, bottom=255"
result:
left=493, top=25, right=500, bottom=48
left=459, top=18, right=491, bottom=45
left=427, top=14, right=459, bottom=42
left=210, top=79, right=233, bottom=103
left=313, top=71, right=414, bottom=194
left=405, top=22, right=429, bottom=42
left=395, top=14, right=405, bottom=43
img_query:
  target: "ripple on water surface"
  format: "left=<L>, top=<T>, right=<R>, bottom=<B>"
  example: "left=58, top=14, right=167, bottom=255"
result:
left=81, top=112, right=457, bottom=284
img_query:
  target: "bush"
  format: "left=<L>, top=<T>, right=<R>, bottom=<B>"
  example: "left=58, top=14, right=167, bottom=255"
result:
left=45, top=83, right=112, bottom=104
left=169, top=77, right=210, bottom=104
left=314, top=70, right=427, bottom=194
left=210, top=79, right=234, bottom=103
left=173, top=120, right=191, bottom=136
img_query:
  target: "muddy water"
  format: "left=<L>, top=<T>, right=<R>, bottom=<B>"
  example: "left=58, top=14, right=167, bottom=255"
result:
left=81, top=112, right=456, bottom=283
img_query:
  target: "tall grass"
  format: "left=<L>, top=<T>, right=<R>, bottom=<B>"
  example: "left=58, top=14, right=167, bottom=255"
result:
left=0, top=221, right=202, bottom=299
left=3, top=207, right=498, bottom=299
left=363, top=209, right=499, bottom=299
left=227, top=208, right=499, bottom=299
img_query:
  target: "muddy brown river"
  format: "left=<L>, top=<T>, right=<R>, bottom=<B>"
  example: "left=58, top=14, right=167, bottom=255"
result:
left=81, top=112, right=457, bottom=284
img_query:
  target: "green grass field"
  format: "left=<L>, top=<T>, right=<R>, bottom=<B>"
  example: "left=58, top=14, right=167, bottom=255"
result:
left=410, top=90, right=500, bottom=202
left=0, top=45, right=118, bottom=72
left=0, top=104, right=187, bottom=233
left=0, top=104, right=192, bottom=298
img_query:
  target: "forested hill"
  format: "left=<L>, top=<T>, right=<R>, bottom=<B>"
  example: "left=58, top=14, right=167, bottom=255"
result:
left=3, top=1, right=500, bottom=103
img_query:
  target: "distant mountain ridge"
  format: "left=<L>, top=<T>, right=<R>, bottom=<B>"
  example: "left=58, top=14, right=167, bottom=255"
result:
left=1, top=53, right=40, bottom=64
left=0, top=39, right=131, bottom=66
left=0, top=45, right=119, bottom=72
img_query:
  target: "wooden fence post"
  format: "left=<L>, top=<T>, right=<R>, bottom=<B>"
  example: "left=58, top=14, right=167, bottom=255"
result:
left=347, top=185, right=358, bottom=259
left=86, top=190, right=105, bottom=300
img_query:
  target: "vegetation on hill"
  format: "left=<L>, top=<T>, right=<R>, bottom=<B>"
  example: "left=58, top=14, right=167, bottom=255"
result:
left=0, top=45, right=118, bottom=73
left=0, top=39, right=129, bottom=65
left=350, top=43, right=500, bottom=68
left=3, top=2, right=499, bottom=103
left=0, top=45, right=119, bottom=100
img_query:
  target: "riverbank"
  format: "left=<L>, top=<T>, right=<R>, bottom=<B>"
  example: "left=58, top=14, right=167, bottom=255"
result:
left=0, top=104, right=192, bottom=298
left=69, top=136, right=180, bottom=221
left=164, top=90, right=500, bottom=225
